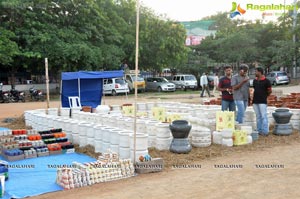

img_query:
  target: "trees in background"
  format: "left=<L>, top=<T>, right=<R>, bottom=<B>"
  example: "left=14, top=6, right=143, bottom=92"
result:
left=0, top=0, right=188, bottom=82
left=0, top=0, right=299, bottom=82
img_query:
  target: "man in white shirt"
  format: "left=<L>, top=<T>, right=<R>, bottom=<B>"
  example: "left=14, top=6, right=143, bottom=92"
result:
left=200, top=73, right=211, bottom=98
left=212, top=73, right=219, bottom=96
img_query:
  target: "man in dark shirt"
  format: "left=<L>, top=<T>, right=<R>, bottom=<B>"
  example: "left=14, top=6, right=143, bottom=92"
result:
left=218, top=66, right=235, bottom=111
left=252, top=67, right=272, bottom=136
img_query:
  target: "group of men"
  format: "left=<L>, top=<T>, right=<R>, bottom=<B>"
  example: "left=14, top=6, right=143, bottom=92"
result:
left=203, top=65, right=272, bottom=136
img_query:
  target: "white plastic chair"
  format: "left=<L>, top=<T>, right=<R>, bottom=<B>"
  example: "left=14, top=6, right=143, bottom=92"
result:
left=68, top=96, right=82, bottom=109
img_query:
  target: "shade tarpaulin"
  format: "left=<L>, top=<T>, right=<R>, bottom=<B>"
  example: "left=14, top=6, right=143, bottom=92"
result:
left=61, top=70, right=124, bottom=108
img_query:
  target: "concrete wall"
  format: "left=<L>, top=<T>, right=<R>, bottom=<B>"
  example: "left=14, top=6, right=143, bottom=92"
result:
left=1, top=83, right=60, bottom=94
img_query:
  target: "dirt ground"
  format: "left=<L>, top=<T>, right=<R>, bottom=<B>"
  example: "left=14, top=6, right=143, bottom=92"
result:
left=1, top=85, right=300, bottom=199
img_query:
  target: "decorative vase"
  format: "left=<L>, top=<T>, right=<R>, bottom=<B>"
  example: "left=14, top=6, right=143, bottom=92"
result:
left=169, top=120, right=192, bottom=154
left=169, top=120, right=192, bottom=138
left=272, top=108, right=293, bottom=136
left=272, top=108, right=293, bottom=124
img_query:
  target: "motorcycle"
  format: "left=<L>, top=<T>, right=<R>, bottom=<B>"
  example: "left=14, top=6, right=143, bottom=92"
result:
left=8, top=88, right=26, bottom=103
left=0, top=83, right=9, bottom=103
left=29, top=86, right=44, bottom=101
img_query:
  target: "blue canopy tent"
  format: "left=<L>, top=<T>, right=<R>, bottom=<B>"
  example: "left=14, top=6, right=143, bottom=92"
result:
left=61, top=70, right=124, bottom=108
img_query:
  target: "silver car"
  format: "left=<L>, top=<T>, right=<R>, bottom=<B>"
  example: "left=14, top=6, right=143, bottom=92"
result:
left=145, top=77, right=176, bottom=92
left=266, top=71, right=289, bottom=86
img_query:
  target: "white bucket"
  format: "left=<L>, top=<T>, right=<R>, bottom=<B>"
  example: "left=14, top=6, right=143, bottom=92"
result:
left=148, top=135, right=156, bottom=147
left=119, top=147, right=130, bottom=159
left=222, top=138, right=233, bottom=147
left=155, top=137, right=172, bottom=150
left=79, top=135, right=87, bottom=147
left=72, top=133, right=80, bottom=145
left=48, top=108, right=58, bottom=116
left=129, top=133, right=148, bottom=151
left=212, top=131, right=222, bottom=145
left=110, top=144, right=119, bottom=153
left=102, top=142, right=110, bottom=153
left=136, top=103, right=147, bottom=111
left=136, top=119, right=147, bottom=134
left=87, top=137, right=94, bottom=146
left=78, top=122, right=92, bottom=136
left=102, top=127, right=115, bottom=143
left=155, top=123, right=171, bottom=138
left=221, top=128, right=233, bottom=138
left=119, top=131, right=132, bottom=148
left=86, top=124, right=95, bottom=138
left=46, top=115, right=56, bottom=129
left=60, top=108, right=70, bottom=118
left=94, top=140, right=102, bottom=153
left=94, top=125, right=104, bottom=140
left=146, top=120, right=159, bottom=136
left=109, top=129, right=121, bottom=145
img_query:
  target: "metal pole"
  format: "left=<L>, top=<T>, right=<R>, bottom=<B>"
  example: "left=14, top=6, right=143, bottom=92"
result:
left=292, top=0, right=297, bottom=79
left=133, top=0, right=140, bottom=164
left=45, top=58, right=50, bottom=109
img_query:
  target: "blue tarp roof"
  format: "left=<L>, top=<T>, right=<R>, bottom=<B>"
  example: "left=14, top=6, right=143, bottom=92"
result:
left=61, top=70, right=124, bottom=108
left=61, top=70, right=124, bottom=80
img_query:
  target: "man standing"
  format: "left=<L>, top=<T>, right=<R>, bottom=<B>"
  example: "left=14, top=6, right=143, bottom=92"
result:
left=218, top=66, right=235, bottom=111
left=212, top=73, right=219, bottom=97
left=252, top=67, right=272, bottom=136
left=231, top=64, right=250, bottom=124
left=200, top=73, right=211, bottom=98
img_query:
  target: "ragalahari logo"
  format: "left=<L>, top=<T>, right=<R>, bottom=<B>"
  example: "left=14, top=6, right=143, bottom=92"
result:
left=230, top=2, right=246, bottom=18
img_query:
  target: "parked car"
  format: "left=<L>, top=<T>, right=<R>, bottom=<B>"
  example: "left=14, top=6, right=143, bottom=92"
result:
left=145, top=77, right=176, bottom=92
left=171, top=74, right=198, bottom=90
left=103, top=78, right=129, bottom=96
left=266, top=71, right=289, bottom=86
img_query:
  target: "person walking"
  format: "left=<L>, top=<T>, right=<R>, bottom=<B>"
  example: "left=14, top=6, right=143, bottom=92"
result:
left=252, top=67, right=272, bottom=136
left=218, top=66, right=235, bottom=111
left=200, top=73, right=211, bottom=98
left=212, top=73, right=219, bottom=97
left=231, top=64, right=250, bottom=124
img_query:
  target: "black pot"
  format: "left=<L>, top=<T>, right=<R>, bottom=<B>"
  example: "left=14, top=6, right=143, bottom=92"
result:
left=169, top=120, right=192, bottom=138
left=273, top=123, right=293, bottom=136
left=272, top=108, right=293, bottom=124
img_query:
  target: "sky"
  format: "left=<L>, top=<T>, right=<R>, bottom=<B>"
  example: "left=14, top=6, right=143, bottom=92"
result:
left=141, top=0, right=297, bottom=22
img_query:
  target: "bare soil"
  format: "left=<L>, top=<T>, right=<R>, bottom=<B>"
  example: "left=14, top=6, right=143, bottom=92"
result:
left=1, top=86, right=300, bottom=199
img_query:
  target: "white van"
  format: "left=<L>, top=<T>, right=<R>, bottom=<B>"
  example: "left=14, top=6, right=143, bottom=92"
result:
left=103, top=78, right=129, bottom=96
left=171, top=74, right=198, bottom=90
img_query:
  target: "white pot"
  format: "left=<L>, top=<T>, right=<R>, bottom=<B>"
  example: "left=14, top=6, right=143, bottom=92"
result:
left=129, top=133, right=148, bottom=151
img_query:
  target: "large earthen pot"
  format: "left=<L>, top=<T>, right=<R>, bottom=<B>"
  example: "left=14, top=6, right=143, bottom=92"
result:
left=272, top=108, right=293, bottom=124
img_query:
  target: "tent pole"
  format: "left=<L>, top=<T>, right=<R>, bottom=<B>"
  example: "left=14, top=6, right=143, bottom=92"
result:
left=78, top=78, right=81, bottom=101
left=59, top=79, right=62, bottom=112
left=45, top=58, right=50, bottom=111
left=133, top=0, right=140, bottom=164
left=102, top=79, right=105, bottom=105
